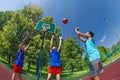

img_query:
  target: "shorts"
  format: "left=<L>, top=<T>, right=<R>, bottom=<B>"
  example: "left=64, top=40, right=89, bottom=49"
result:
left=48, top=66, right=62, bottom=74
left=13, top=64, right=23, bottom=74
left=89, top=58, right=103, bottom=77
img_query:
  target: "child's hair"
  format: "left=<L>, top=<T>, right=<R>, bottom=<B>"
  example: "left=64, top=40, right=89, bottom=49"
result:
left=52, top=45, right=58, bottom=47
left=88, top=31, right=94, bottom=37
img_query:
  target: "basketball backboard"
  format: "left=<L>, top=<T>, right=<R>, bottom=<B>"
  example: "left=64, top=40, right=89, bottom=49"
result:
left=35, top=20, right=56, bottom=33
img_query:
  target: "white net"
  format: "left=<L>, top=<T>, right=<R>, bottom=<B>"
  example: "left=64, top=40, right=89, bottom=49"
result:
left=43, top=27, right=47, bottom=32
left=42, top=23, right=50, bottom=32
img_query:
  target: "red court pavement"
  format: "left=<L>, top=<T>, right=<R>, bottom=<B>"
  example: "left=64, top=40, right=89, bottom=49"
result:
left=0, top=64, right=26, bottom=80
left=0, top=60, right=120, bottom=80
left=81, top=60, right=120, bottom=80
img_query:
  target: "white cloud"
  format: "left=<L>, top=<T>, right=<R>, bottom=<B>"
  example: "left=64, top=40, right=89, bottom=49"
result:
left=100, top=35, right=106, bottom=43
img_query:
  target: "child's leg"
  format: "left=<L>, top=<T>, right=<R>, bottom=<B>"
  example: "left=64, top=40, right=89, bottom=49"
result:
left=89, top=59, right=101, bottom=80
left=18, top=73, right=22, bottom=80
left=89, top=76, right=94, bottom=80
left=56, top=74, right=61, bottom=80
left=94, top=76, right=100, bottom=80
left=47, top=73, right=52, bottom=80
left=12, top=72, right=16, bottom=80
left=89, top=76, right=100, bottom=80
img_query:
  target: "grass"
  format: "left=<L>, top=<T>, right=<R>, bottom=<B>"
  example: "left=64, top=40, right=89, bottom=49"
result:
left=0, top=56, right=13, bottom=70
left=111, top=51, right=120, bottom=61
left=0, top=51, right=120, bottom=80
left=21, top=67, right=89, bottom=80
left=0, top=58, right=88, bottom=80
left=62, top=70, right=89, bottom=80
left=103, top=51, right=120, bottom=66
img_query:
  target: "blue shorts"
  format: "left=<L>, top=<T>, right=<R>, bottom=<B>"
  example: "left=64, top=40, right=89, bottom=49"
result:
left=89, top=58, right=103, bottom=77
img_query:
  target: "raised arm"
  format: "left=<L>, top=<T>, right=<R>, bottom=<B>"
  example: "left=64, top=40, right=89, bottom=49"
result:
left=19, top=31, right=29, bottom=49
left=75, top=27, right=88, bottom=37
left=50, top=35, right=54, bottom=50
left=57, top=36, right=62, bottom=51
left=24, top=40, right=32, bottom=52
left=75, top=27, right=87, bottom=42
left=78, top=37, right=86, bottom=42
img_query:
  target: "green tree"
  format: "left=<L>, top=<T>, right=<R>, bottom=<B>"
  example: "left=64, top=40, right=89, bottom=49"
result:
left=39, top=16, right=62, bottom=73
left=26, top=35, right=41, bottom=73
left=97, top=46, right=108, bottom=62
left=0, top=4, right=44, bottom=68
left=25, top=15, right=62, bottom=74
left=61, top=37, right=83, bottom=72
left=42, top=16, right=54, bottom=23
left=22, top=3, right=43, bottom=23
left=0, top=11, right=5, bottom=29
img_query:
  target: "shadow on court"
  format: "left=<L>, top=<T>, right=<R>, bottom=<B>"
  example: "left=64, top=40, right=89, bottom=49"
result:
left=81, top=60, right=120, bottom=80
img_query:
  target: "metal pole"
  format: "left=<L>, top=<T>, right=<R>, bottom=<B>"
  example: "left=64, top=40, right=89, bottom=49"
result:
left=104, top=17, right=120, bottom=40
left=38, top=31, right=46, bottom=80
left=68, top=61, right=70, bottom=76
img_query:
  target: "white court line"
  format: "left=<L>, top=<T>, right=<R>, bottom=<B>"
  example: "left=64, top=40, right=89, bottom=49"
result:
left=112, top=76, right=120, bottom=80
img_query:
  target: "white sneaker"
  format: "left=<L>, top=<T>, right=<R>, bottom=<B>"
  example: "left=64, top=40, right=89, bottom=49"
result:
left=100, top=69, right=104, bottom=73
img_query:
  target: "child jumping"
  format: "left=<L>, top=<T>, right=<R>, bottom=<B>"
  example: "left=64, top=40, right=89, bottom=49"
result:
left=12, top=31, right=32, bottom=80
left=47, top=35, right=62, bottom=80
left=75, top=27, right=103, bottom=80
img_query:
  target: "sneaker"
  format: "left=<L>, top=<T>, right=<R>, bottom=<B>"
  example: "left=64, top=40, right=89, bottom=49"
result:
left=100, top=69, right=104, bottom=73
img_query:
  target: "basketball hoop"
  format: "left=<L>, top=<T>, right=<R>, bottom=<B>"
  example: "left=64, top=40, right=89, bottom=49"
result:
left=36, top=20, right=56, bottom=33
left=43, top=27, right=47, bottom=32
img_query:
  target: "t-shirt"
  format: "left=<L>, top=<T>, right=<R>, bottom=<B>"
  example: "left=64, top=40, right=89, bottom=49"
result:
left=85, top=38, right=100, bottom=62
left=50, top=50, right=61, bottom=66
left=14, top=49, right=25, bottom=67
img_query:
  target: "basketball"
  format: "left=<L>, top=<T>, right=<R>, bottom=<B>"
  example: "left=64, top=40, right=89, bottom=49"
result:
left=62, top=18, right=68, bottom=24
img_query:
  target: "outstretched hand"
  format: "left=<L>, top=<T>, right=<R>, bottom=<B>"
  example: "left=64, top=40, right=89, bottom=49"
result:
left=75, top=27, right=79, bottom=32
left=75, top=27, right=81, bottom=37
left=59, top=36, right=62, bottom=40
left=57, top=36, right=62, bottom=51
left=19, top=31, right=30, bottom=49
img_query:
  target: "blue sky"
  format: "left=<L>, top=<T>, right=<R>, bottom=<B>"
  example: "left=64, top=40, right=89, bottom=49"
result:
left=0, top=0, right=120, bottom=48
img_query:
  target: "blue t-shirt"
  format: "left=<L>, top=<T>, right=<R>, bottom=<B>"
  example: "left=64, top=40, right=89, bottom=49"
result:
left=50, top=50, right=61, bottom=66
left=85, top=38, right=100, bottom=62
left=14, top=49, right=25, bottom=67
